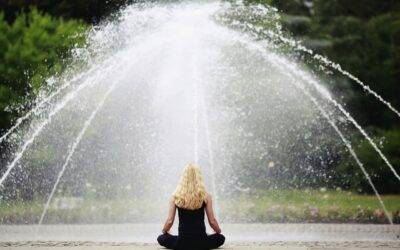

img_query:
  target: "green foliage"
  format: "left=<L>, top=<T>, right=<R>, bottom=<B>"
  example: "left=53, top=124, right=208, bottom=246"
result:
left=337, top=129, right=400, bottom=194
left=0, top=8, right=87, bottom=131
left=272, top=0, right=400, bottom=128
left=219, top=0, right=282, bottom=36
left=0, top=0, right=136, bottom=24
left=251, top=0, right=400, bottom=194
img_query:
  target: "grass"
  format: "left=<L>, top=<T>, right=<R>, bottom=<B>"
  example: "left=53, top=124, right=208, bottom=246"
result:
left=0, top=197, right=163, bottom=224
left=1, top=189, right=399, bottom=224
left=223, top=188, right=400, bottom=211
left=219, top=189, right=400, bottom=223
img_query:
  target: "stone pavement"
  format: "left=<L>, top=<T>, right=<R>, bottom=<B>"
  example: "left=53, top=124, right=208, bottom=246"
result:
left=0, top=241, right=400, bottom=250
left=1, top=223, right=399, bottom=249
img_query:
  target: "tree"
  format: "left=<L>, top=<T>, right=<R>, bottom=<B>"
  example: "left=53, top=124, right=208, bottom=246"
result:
left=0, top=0, right=137, bottom=24
left=0, top=9, right=87, bottom=132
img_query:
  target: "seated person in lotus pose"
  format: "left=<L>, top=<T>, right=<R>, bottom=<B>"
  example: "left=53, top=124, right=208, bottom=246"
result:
left=157, top=163, right=225, bottom=250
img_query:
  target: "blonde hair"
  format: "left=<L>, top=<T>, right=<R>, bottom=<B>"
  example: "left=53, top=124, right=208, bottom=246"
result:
left=173, top=163, right=207, bottom=210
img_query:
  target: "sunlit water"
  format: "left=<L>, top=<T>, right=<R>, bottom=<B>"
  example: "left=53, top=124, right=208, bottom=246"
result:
left=0, top=0, right=398, bottom=229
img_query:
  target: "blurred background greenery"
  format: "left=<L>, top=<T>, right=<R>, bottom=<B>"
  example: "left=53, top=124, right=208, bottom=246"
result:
left=0, top=0, right=399, bottom=199
left=251, top=0, right=400, bottom=195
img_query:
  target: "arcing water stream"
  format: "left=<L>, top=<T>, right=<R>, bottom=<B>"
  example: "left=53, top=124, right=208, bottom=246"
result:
left=0, top=1, right=398, bottom=227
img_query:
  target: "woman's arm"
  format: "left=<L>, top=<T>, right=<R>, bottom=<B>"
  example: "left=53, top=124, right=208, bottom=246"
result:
left=205, top=194, right=222, bottom=234
left=162, top=196, right=176, bottom=233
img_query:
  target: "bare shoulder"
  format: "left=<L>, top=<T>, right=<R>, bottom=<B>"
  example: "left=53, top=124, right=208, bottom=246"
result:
left=169, top=195, right=175, bottom=203
left=204, top=193, right=212, bottom=204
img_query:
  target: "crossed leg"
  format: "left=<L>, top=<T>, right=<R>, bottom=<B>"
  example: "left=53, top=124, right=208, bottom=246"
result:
left=157, top=233, right=225, bottom=249
left=206, top=233, right=225, bottom=249
left=157, top=233, right=178, bottom=249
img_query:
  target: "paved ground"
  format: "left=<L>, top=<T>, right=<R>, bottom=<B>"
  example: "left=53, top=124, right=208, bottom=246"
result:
left=1, top=224, right=399, bottom=249
left=1, top=241, right=400, bottom=250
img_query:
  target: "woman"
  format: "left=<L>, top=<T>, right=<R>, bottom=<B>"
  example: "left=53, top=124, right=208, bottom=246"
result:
left=157, top=163, right=225, bottom=250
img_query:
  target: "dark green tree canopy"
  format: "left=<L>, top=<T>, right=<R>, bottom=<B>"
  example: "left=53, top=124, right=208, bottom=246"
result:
left=0, top=0, right=137, bottom=24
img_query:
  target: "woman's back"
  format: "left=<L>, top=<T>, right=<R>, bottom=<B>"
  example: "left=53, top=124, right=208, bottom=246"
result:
left=176, top=202, right=207, bottom=250
left=177, top=202, right=206, bottom=235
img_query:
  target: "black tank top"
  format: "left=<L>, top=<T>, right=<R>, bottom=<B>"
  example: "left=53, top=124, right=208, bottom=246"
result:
left=177, top=202, right=206, bottom=235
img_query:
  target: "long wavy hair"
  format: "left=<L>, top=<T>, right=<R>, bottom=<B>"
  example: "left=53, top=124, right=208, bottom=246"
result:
left=173, top=163, right=207, bottom=210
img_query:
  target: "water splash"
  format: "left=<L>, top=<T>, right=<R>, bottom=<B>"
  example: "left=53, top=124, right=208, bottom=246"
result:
left=0, top=51, right=128, bottom=145
left=217, top=13, right=400, bottom=183
left=234, top=36, right=393, bottom=224
left=38, top=80, right=118, bottom=225
left=218, top=1, right=400, bottom=119
left=256, top=42, right=400, bottom=182
left=0, top=55, right=125, bottom=187
left=200, top=87, right=219, bottom=220
left=194, top=66, right=200, bottom=165
left=37, top=38, right=158, bottom=224
left=0, top=1, right=397, bottom=226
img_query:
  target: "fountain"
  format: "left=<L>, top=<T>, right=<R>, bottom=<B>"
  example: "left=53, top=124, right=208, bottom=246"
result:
left=0, top=0, right=399, bottom=244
